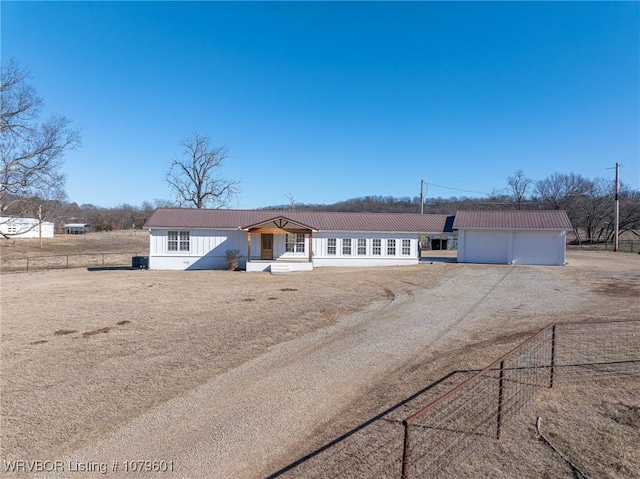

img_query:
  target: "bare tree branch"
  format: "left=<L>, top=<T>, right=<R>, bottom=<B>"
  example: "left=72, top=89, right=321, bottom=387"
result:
left=507, top=170, right=532, bottom=210
left=165, top=133, right=239, bottom=208
left=0, top=59, right=80, bottom=237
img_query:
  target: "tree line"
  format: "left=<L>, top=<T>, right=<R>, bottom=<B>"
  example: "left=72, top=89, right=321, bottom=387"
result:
left=264, top=170, right=640, bottom=244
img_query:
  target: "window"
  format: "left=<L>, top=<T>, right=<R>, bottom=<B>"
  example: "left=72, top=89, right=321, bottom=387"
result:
left=7, top=225, right=17, bottom=234
left=402, top=239, right=411, bottom=256
left=168, top=230, right=190, bottom=252
left=327, top=238, right=337, bottom=255
left=342, top=238, right=352, bottom=255
left=357, top=238, right=367, bottom=255
left=387, top=239, right=396, bottom=256
left=286, top=233, right=306, bottom=253
left=372, top=239, right=382, bottom=255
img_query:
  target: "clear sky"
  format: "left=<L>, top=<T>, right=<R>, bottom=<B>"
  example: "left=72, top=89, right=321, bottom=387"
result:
left=2, top=1, right=639, bottom=209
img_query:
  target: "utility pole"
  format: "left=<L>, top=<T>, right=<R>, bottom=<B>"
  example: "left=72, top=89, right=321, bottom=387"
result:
left=38, top=204, right=43, bottom=249
left=614, top=162, right=620, bottom=252
left=420, top=180, right=425, bottom=214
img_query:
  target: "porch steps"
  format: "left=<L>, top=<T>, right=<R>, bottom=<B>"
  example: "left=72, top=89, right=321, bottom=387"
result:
left=270, top=263, right=291, bottom=274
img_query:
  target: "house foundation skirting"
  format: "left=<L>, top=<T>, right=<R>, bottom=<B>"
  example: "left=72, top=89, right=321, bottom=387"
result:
left=246, top=260, right=314, bottom=273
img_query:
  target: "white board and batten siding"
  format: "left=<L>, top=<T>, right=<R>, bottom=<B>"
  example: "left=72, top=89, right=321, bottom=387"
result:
left=148, top=228, right=248, bottom=270
left=148, top=229, right=420, bottom=269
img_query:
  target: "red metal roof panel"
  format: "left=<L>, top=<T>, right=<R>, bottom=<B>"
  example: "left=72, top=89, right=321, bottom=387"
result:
left=452, top=210, right=573, bottom=230
left=144, top=208, right=455, bottom=234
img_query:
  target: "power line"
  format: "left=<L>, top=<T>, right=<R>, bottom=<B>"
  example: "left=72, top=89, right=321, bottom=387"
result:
left=426, top=183, right=492, bottom=196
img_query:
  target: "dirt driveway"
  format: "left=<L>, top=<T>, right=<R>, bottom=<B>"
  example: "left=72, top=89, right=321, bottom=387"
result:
left=1, top=251, right=638, bottom=478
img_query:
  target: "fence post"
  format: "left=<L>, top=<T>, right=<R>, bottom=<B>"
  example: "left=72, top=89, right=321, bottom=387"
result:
left=549, top=324, right=556, bottom=388
left=66, top=255, right=69, bottom=269
left=401, top=422, right=411, bottom=479
left=26, top=257, right=29, bottom=274
left=497, top=360, right=505, bottom=440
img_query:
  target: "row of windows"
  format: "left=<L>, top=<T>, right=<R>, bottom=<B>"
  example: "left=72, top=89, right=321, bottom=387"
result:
left=327, top=238, right=411, bottom=256
left=166, top=232, right=411, bottom=257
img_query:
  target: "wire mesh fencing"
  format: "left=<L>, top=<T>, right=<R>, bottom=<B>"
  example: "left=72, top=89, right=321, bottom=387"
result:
left=400, top=319, right=640, bottom=479
left=0, top=252, right=144, bottom=273
left=554, top=320, right=640, bottom=381
left=271, top=320, right=639, bottom=479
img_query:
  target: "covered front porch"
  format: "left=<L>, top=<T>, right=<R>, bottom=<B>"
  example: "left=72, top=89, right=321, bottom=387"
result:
left=244, top=216, right=315, bottom=273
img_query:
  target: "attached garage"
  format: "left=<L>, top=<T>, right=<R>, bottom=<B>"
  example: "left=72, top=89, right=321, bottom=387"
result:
left=454, top=210, right=572, bottom=266
left=462, top=230, right=509, bottom=264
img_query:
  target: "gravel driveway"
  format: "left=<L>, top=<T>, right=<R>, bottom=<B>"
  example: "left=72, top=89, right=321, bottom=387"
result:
left=53, top=264, right=591, bottom=479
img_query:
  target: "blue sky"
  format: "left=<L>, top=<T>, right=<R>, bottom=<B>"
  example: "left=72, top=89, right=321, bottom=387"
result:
left=2, top=1, right=639, bottom=209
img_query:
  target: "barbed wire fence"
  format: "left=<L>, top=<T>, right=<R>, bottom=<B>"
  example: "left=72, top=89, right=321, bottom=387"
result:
left=273, top=319, right=639, bottom=479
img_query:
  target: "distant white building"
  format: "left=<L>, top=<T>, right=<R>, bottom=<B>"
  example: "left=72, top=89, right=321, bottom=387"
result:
left=0, top=217, right=55, bottom=239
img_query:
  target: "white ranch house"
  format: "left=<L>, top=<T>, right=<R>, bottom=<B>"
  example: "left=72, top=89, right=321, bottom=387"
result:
left=144, top=208, right=455, bottom=272
left=144, top=208, right=572, bottom=271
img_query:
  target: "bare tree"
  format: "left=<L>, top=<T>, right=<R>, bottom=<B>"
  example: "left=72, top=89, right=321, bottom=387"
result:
left=284, top=192, right=296, bottom=209
left=507, top=170, right=531, bottom=210
left=0, top=59, right=80, bottom=237
left=165, top=133, right=239, bottom=209
left=534, top=172, right=591, bottom=210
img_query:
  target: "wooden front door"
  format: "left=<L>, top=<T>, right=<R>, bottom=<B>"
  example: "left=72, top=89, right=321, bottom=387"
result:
left=261, top=234, right=273, bottom=260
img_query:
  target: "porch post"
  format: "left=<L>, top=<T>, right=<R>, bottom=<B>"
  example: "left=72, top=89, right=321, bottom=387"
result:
left=308, top=232, right=313, bottom=263
left=247, top=232, right=252, bottom=263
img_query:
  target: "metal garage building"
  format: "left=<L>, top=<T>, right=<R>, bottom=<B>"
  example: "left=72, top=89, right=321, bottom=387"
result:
left=454, top=210, right=572, bottom=266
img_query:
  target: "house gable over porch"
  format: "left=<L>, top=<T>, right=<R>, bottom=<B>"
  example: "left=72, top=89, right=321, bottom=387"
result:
left=242, top=215, right=316, bottom=269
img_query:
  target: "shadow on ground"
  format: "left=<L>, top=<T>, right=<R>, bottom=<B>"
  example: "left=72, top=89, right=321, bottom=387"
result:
left=265, top=368, right=478, bottom=479
left=420, top=255, right=458, bottom=263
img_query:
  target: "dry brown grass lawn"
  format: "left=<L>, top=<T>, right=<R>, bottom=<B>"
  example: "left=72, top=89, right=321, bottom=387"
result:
left=0, top=235, right=638, bottom=478
left=0, top=230, right=149, bottom=272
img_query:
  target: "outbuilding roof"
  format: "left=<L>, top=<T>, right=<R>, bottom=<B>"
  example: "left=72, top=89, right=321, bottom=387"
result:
left=1, top=216, right=53, bottom=225
left=452, top=210, right=573, bottom=230
left=144, top=208, right=455, bottom=234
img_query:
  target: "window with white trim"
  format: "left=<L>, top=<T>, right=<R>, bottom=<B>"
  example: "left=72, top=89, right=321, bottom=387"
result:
left=342, top=238, right=352, bottom=255
left=357, top=238, right=367, bottom=255
left=286, top=233, right=306, bottom=253
left=402, top=239, right=411, bottom=255
left=387, top=239, right=396, bottom=256
left=168, top=230, right=190, bottom=252
left=372, top=239, right=382, bottom=255
left=327, top=238, right=337, bottom=255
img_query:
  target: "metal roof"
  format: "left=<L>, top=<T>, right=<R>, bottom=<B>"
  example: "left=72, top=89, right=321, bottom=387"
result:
left=144, top=208, right=455, bottom=234
left=452, top=210, right=573, bottom=230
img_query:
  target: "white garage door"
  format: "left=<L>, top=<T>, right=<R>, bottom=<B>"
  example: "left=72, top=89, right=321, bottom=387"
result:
left=512, top=231, right=562, bottom=266
left=464, top=230, right=509, bottom=264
